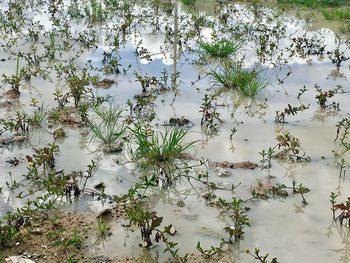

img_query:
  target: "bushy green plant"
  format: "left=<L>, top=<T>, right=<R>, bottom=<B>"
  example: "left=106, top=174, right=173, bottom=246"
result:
left=217, top=197, right=250, bottom=242
left=88, top=102, right=126, bottom=152
left=209, top=64, right=268, bottom=97
left=129, top=123, right=197, bottom=186
left=198, top=39, right=241, bottom=58
left=129, top=123, right=195, bottom=166
left=180, top=0, right=196, bottom=6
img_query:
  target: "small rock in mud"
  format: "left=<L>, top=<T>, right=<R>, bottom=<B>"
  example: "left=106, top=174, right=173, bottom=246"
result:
left=168, top=117, right=192, bottom=126
left=95, top=78, right=116, bottom=89
left=169, top=226, right=177, bottom=236
left=102, top=142, right=123, bottom=153
left=215, top=168, right=232, bottom=177
left=176, top=200, right=185, bottom=207
left=210, top=160, right=258, bottom=170
left=94, top=182, right=105, bottom=191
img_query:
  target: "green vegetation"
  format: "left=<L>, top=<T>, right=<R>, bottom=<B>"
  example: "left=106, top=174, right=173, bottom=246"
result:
left=278, top=0, right=346, bottom=7
left=198, top=39, right=241, bottom=58
left=180, top=0, right=196, bottom=6
left=323, top=8, right=350, bottom=20
left=88, top=103, right=126, bottom=152
left=209, top=65, right=268, bottom=97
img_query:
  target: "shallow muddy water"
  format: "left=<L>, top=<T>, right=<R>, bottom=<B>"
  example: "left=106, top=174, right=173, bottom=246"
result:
left=1, top=0, right=350, bottom=262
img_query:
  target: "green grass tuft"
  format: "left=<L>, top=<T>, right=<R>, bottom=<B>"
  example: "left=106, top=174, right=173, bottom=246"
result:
left=180, top=0, right=196, bottom=6
left=88, top=103, right=126, bottom=152
left=198, top=39, right=241, bottom=58
left=209, top=65, right=268, bottom=97
left=278, top=0, right=346, bottom=7
left=322, top=9, right=350, bottom=20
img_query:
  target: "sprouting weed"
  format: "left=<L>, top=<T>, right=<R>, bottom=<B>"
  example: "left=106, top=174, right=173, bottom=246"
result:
left=216, top=197, right=250, bottom=243
left=275, top=103, right=309, bottom=123
left=246, top=248, right=280, bottom=263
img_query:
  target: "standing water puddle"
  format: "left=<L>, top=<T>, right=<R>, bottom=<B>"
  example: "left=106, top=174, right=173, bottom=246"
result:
left=0, top=0, right=350, bottom=262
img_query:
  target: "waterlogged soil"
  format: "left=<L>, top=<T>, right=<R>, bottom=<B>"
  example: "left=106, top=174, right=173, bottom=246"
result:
left=1, top=0, right=350, bottom=262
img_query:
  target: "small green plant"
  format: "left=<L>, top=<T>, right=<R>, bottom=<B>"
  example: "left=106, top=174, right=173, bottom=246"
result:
left=0, top=214, right=21, bottom=247
left=198, top=39, right=241, bottom=58
left=246, top=248, right=280, bottom=263
left=62, top=65, right=91, bottom=108
left=216, top=197, right=250, bottom=242
left=28, top=99, right=47, bottom=127
left=2, top=53, right=25, bottom=94
left=180, top=0, right=196, bottom=6
left=129, top=123, right=197, bottom=185
left=334, top=117, right=350, bottom=156
left=260, top=129, right=311, bottom=167
left=95, top=219, right=109, bottom=245
left=125, top=202, right=188, bottom=262
left=209, top=64, right=268, bottom=97
left=331, top=196, right=350, bottom=227
left=275, top=103, right=309, bottom=123
left=88, top=102, right=126, bottom=152
left=200, top=94, right=223, bottom=135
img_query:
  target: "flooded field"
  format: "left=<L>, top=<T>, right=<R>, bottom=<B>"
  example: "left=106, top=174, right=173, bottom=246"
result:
left=1, top=0, right=350, bottom=262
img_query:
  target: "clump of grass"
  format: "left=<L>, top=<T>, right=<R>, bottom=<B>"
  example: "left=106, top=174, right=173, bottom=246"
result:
left=209, top=65, right=268, bottom=97
left=129, top=123, right=195, bottom=167
left=180, top=0, right=196, bottom=6
left=198, top=39, right=241, bottom=58
left=88, top=103, right=126, bottom=152
left=278, top=0, right=346, bottom=7
left=128, top=122, right=197, bottom=186
left=322, top=9, right=350, bottom=20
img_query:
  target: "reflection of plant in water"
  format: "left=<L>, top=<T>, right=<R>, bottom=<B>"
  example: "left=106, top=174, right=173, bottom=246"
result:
left=327, top=221, right=350, bottom=263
